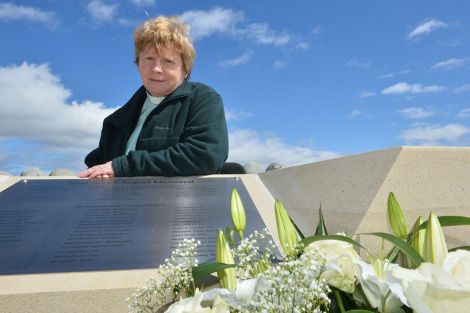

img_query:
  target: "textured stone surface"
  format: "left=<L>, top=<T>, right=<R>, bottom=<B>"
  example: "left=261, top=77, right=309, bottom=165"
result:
left=259, top=146, right=470, bottom=252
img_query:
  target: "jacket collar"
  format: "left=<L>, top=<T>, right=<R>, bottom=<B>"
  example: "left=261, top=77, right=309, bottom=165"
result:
left=107, top=80, right=191, bottom=132
left=165, top=79, right=191, bottom=101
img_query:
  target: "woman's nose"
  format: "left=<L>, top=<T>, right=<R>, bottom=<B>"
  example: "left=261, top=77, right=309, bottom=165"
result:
left=152, top=62, right=163, bottom=72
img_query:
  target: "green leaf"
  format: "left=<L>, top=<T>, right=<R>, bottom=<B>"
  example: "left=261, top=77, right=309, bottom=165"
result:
left=345, top=310, right=377, bottom=313
left=386, top=245, right=400, bottom=263
left=191, top=262, right=236, bottom=281
left=315, top=203, right=329, bottom=236
left=416, top=216, right=470, bottom=231
left=449, top=245, right=470, bottom=252
left=301, top=234, right=369, bottom=254
left=361, top=232, right=424, bottom=267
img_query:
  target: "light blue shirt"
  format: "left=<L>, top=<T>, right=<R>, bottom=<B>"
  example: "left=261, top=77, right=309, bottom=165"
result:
left=125, top=92, right=165, bottom=154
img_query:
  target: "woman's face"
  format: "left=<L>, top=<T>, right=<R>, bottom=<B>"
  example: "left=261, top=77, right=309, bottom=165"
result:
left=138, top=45, right=186, bottom=97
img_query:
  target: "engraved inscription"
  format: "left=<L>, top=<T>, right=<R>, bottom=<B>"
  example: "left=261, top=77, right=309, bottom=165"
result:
left=0, top=177, right=265, bottom=275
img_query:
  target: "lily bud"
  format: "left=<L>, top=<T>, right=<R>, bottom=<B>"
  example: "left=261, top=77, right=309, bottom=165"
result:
left=216, top=229, right=237, bottom=291
left=230, top=188, right=246, bottom=239
left=387, top=192, right=408, bottom=239
left=274, top=199, right=298, bottom=256
left=423, top=212, right=448, bottom=266
left=410, top=216, right=426, bottom=257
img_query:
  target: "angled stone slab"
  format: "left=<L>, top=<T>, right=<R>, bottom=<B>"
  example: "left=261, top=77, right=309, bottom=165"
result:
left=259, top=146, right=470, bottom=251
left=0, top=175, right=275, bottom=313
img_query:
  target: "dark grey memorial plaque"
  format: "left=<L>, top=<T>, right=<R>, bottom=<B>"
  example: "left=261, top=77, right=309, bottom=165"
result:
left=0, top=177, right=266, bottom=275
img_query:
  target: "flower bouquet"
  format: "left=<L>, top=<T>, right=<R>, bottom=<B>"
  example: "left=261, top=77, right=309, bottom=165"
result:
left=127, top=189, right=470, bottom=313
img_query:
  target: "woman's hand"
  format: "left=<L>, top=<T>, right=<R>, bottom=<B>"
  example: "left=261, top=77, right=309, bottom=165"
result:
left=78, top=161, right=115, bottom=179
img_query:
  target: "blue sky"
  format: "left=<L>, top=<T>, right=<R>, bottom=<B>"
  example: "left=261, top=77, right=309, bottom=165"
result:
left=0, top=0, right=469, bottom=175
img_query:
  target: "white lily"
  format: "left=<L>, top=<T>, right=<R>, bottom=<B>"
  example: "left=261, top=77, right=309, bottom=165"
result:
left=392, top=250, right=470, bottom=313
left=304, top=234, right=359, bottom=293
left=209, top=295, right=230, bottom=313
left=230, top=188, right=246, bottom=239
left=275, top=199, right=298, bottom=256
left=164, top=289, right=211, bottom=313
left=423, top=212, right=448, bottom=266
left=202, top=276, right=271, bottom=308
left=387, top=192, right=408, bottom=239
left=216, top=229, right=237, bottom=291
left=410, top=216, right=426, bottom=257
left=355, top=258, right=408, bottom=313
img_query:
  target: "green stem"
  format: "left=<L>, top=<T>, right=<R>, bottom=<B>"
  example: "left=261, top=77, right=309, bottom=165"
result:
left=238, top=230, right=244, bottom=240
left=334, top=289, right=346, bottom=313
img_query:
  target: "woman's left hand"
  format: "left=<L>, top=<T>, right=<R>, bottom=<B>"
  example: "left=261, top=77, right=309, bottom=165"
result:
left=78, top=161, right=115, bottom=179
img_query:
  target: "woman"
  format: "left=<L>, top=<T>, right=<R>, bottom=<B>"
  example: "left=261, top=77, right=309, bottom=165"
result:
left=79, top=16, right=228, bottom=178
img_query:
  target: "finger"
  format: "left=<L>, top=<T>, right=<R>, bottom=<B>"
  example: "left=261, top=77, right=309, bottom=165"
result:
left=78, top=167, right=94, bottom=178
left=88, top=169, right=103, bottom=179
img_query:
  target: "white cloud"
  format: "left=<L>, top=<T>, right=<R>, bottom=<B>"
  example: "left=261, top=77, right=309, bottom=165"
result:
left=297, top=41, right=309, bottom=50
left=0, top=2, right=58, bottom=28
left=118, top=17, right=139, bottom=27
left=348, top=110, right=362, bottom=118
left=359, top=91, right=376, bottom=98
left=0, top=62, right=115, bottom=173
left=244, top=23, right=290, bottom=46
left=431, top=58, right=468, bottom=71
left=179, top=7, right=294, bottom=47
left=218, top=51, right=253, bottom=68
left=454, top=84, right=470, bottom=93
left=382, top=82, right=447, bottom=95
left=408, top=19, right=448, bottom=39
left=378, top=69, right=411, bottom=79
left=310, top=26, right=321, bottom=36
left=130, top=0, right=155, bottom=6
left=273, top=60, right=288, bottom=70
left=225, top=108, right=252, bottom=122
left=228, top=129, right=340, bottom=169
left=457, top=108, right=470, bottom=118
left=346, top=57, right=371, bottom=70
left=399, top=107, right=434, bottom=119
left=87, top=0, right=118, bottom=24
left=399, top=123, right=470, bottom=145
left=179, top=7, right=243, bottom=40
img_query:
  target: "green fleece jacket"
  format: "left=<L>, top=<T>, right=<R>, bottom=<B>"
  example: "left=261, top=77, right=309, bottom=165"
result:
left=84, top=80, right=229, bottom=176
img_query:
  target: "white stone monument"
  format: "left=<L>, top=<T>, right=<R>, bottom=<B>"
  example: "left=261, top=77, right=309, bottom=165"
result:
left=0, top=146, right=469, bottom=313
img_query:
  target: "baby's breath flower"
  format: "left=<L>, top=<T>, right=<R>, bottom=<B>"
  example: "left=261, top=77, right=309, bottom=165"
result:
left=127, top=239, right=200, bottom=313
left=232, top=228, right=278, bottom=279
left=238, top=248, right=330, bottom=313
